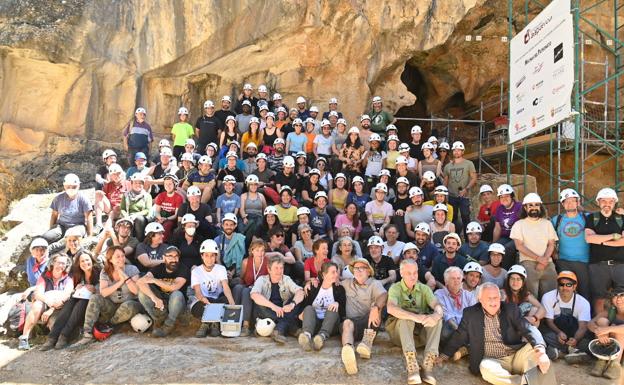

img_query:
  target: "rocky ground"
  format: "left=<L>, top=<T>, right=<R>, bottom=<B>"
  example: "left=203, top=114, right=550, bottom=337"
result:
left=0, top=320, right=618, bottom=385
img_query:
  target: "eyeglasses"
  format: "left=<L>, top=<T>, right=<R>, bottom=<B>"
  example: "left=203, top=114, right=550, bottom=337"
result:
left=274, top=234, right=285, bottom=238
left=558, top=282, right=574, bottom=287
left=526, top=203, right=541, bottom=207
left=353, top=266, right=368, bottom=272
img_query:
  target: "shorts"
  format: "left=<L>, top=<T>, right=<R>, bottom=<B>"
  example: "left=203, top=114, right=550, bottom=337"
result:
left=589, top=262, right=624, bottom=298
left=347, top=316, right=371, bottom=342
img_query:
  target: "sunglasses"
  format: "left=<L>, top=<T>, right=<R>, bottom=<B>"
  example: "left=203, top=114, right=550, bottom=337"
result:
left=558, top=282, right=575, bottom=287
left=274, top=234, right=285, bottom=238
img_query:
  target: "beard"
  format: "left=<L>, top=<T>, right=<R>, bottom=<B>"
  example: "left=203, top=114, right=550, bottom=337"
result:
left=166, top=262, right=178, bottom=271
left=528, top=209, right=540, bottom=218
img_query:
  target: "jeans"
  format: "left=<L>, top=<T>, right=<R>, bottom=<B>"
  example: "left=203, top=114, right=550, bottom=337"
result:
left=301, top=305, right=340, bottom=336
left=138, top=287, right=186, bottom=325
left=48, top=297, right=89, bottom=339
left=253, top=302, right=301, bottom=335
left=232, top=284, right=253, bottom=324
left=449, top=195, right=471, bottom=236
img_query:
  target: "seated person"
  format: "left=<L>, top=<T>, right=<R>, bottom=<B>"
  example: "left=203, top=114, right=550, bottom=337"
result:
left=434, top=266, right=476, bottom=348
left=459, top=222, right=489, bottom=262
left=365, top=236, right=397, bottom=289
left=587, top=290, right=624, bottom=379
left=481, top=243, right=508, bottom=289
left=135, top=222, right=168, bottom=272
left=431, top=233, right=467, bottom=287
left=94, top=217, right=139, bottom=262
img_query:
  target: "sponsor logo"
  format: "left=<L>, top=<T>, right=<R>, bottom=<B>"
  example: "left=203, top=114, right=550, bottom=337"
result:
left=533, top=62, right=544, bottom=74
left=554, top=42, right=564, bottom=63
left=524, top=41, right=553, bottom=65
left=532, top=97, right=543, bottom=106
left=532, top=80, right=544, bottom=90
left=516, top=107, right=525, bottom=115
left=552, top=84, right=566, bottom=94
left=524, top=16, right=553, bottom=44
left=514, top=122, right=527, bottom=133
left=531, top=116, right=537, bottom=127
left=552, top=65, right=565, bottom=78
left=550, top=103, right=567, bottom=117
left=515, top=75, right=527, bottom=88
left=515, top=93, right=525, bottom=103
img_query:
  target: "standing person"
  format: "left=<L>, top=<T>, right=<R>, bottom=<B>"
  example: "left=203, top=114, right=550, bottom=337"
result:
left=235, top=83, right=258, bottom=115
left=418, top=143, right=443, bottom=181
left=340, top=258, right=388, bottom=375
left=298, top=261, right=346, bottom=351
left=367, top=96, right=395, bottom=136
left=409, top=125, right=424, bottom=161
left=236, top=101, right=254, bottom=135
left=477, top=184, right=499, bottom=242
left=250, top=255, right=305, bottom=344
left=214, top=95, right=236, bottom=127
left=386, top=259, right=444, bottom=385
left=584, top=187, right=624, bottom=314
left=171, top=107, right=194, bottom=159
left=552, top=188, right=590, bottom=301
left=153, top=174, right=184, bottom=241
left=195, top=100, right=221, bottom=156
left=285, top=118, right=307, bottom=156
left=443, top=141, right=477, bottom=235
left=363, top=133, right=385, bottom=186
left=438, top=282, right=551, bottom=385
left=492, top=184, right=523, bottom=269
left=365, top=183, right=394, bottom=238
left=240, top=174, right=267, bottom=241
left=42, top=173, right=93, bottom=253
left=123, top=107, right=154, bottom=162
left=510, top=193, right=558, bottom=298
left=137, top=245, right=189, bottom=337
left=434, top=266, right=476, bottom=349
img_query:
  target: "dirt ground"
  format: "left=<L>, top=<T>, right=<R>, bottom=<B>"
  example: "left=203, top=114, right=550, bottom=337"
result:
left=0, top=323, right=619, bottom=385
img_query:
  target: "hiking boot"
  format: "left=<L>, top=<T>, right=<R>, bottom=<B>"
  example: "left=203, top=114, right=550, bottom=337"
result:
left=195, top=323, right=210, bottom=338
left=55, top=335, right=69, bottom=350
left=18, top=336, right=30, bottom=350
left=239, top=321, right=251, bottom=337
left=590, top=359, right=607, bottom=377
left=564, top=349, right=589, bottom=365
left=70, top=334, right=93, bottom=349
left=289, top=327, right=302, bottom=338
left=298, top=331, right=312, bottom=351
left=422, top=352, right=437, bottom=385
left=341, top=344, right=358, bottom=375
left=40, top=337, right=57, bottom=351
left=209, top=323, right=221, bottom=337
left=152, top=321, right=175, bottom=338
left=404, top=351, right=421, bottom=385
left=356, top=328, right=376, bottom=359
left=272, top=330, right=288, bottom=344
left=603, top=360, right=622, bottom=379
left=452, top=346, right=468, bottom=361
left=313, top=333, right=327, bottom=351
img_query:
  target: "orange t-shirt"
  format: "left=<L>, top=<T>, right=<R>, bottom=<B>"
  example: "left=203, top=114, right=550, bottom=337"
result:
left=305, top=132, right=316, bottom=153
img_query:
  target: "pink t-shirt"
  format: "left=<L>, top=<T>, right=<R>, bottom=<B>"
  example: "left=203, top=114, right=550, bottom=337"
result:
left=365, top=201, right=394, bottom=225
left=334, top=214, right=362, bottom=236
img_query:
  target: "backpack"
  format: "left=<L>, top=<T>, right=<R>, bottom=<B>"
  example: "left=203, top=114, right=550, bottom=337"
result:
left=4, top=300, right=31, bottom=337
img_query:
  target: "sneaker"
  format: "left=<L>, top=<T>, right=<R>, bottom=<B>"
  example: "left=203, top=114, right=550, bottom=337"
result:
left=546, top=346, right=560, bottom=360
left=341, top=344, right=358, bottom=375
left=298, top=332, right=312, bottom=351
left=564, top=350, right=589, bottom=365
left=209, top=323, right=221, bottom=337
left=93, top=224, right=104, bottom=235
left=152, top=322, right=175, bottom=338
left=603, top=360, right=622, bottom=379
left=18, top=336, right=30, bottom=350
left=40, top=337, right=57, bottom=351
left=313, top=333, right=327, bottom=351
left=272, top=330, right=288, bottom=344
left=195, top=323, right=210, bottom=338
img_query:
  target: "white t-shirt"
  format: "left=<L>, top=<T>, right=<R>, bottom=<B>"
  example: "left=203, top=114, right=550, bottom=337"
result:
left=312, top=286, right=335, bottom=319
left=383, top=241, right=405, bottom=263
left=190, top=264, right=228, bottom=299
left=541, top=289, right=591, bottom=322
left=313, top=135, right=333, bottom=155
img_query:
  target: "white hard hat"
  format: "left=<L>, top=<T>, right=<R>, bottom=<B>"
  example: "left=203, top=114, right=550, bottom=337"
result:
left=295, top=151, right=306, bottom=159
left=466, top=221, right=483, bottom=234
left=463, top=262, right=483, bottom=275
left=130, top=173, right=145, bottom=183
left=589, top=338, right=622, bottom=361
left=415, top=222, right=431, bottom=235
left=374, top=183, right=388, bottom=194
left=160, top=147, right=173, bottom=157
left=223, top=175, right=237, bottom=184
left=385, top=124, right=397, bottom=132
left=396, top=176, right=410, bottom=186
left=249, top=117, right=260, bottom=124
left=421, top=142, right=435, bottom=150
left=135, top=107, right=147, bottom=115
left=314, top=191, right=328, bottom=200
left=243, top=83, right=253, bottom=90
left=433, top=185, right=449, bottom=195
left=372, top=96, right=382, bottom=103
left=130, top=313, right=153, bottom=333
left=222, top=95, right=232, bottom=102
left=336, top=118, right=347, bottom=126
left=411, top=125, right=422, bottom=134
left=102, top=149, right=117, bottom=160
left=369, top=133, right=382, bottom=142
left=159, top=138, right=171, bottom=147
left=320, top=119, right=331, bottom=127
left=488, top=243, right=506, bottom=255
left=443, top=232, right=462, bottom=246
left=438, top=142, right=450, bottom=150
left=479, top=184, right=494, bottom=194
left=225, top=115, right=236, bottom=123
left=379, top=169, right=391, bottom=177
left=181, top=153, right=195, bottom=163
left=274, top=138, right=286, bottom=146
left=30, top=237, right=49, bottom=251
left=264, top=206, right=278, bottom=216
left=63, top=173, right=81, bottom=186
left=308, top=168, right=320, bottom=176
left=507, top=264, right=527, bottom=278
left=283, top=156, right=295, bottom=167
left=352, top=176, right=364, bottom=184
left=398, top=143, right=411, bottom=152
left=433, top=203, right=448, bottom=212
left=279, top=185, right=292, bottom=194
left=203, top=100, right=215, bottom=109
left=428, top=136, right=438, bottom=143
left=348, top=126, right=360, bottom=135
left=297, top=206, right=311, bottom=216
left=181, top=214, right=199, bottom=225
left=292, top=118, right=303, bottom=126
left=422, top=171, right=436, bottom=182
left=409, top=186, right=424, bottom=198
left=367, top=236, right=384, bottom=247
left=296, top=96, right=306, bottom=104
left=255, top=318, right=276, bottom=337
left=258, top=103, right=269, bottom=111
left=273, top=93, right=282, bottom=101
left=395, top=156, right=408, bottom=165
left=108, top=164, right=123, bottom=174
left=200, top=239, right=219, bottom=254
left=360, top=114, right=371, bottom=122
left=329, top=97, right=338, bottom=104
left=245, top=174, right=259, bottom=185
left=559, top=188, right=580, bottom=203
left=276, top=106, right=287, bottom=114
left=335, top=173, right=347, bottom=181
left=187, top=186, right=201, bottom=197
left=312, top=106, right=322, bottom=113
left=255, top=153, right=267, bottom=162
left=387, top=135, right=399, bottom=143
left=258, top=85, right=268, bottom=93
left=328, top=111, right=339, bottom=118
left=522, top=192, right=543, bottom=205
left=145, top=222, right=165, bottom=236
left=185, top=138, right=196, bottom=147
left=241, top=100, right=252, bottom=107
left=403, top=242, right=420, bottom=253
left=497, top=184, right=514, bottom=196
left=596, top=187, right=619, bottom=203
left=226, top=151, right=238, bottom=159
left=452, top=141, right=465, bottom=150
left=222, top=212, right=238, bottom=224
left=198, top=155, right=212, bottom=165
left=207, top=143, right=219, bottom=152
left=178, top=107, right=189, bottom=115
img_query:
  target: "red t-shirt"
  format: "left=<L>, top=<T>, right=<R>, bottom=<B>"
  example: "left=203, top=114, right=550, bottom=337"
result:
left=304, top=257, right=330, bottom=279
left=103, top=182, right=126, bottom=208
left=478, top=200, right=501, bottom=223
left=154, top=192, right=184, bottom=215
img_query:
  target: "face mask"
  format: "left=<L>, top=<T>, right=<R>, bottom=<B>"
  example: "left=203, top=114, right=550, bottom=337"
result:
left=185, top=227, right=196, bottom=236
left=65, top=188, right=78, bottom=198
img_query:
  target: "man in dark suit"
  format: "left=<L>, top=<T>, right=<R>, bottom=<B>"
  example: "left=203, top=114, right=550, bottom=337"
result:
left=439, top=282, right=551, bottom=385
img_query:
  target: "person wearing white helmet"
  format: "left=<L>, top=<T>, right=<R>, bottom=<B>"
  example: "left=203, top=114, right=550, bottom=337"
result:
left=134, top=222, right=169, bottom=272
left=309, top=191, right=333, bottom=241
left=240, top=115, right=262, bottom=160
left=195, top=100, right=221, bottom=156
left=587, top=289, right=624, bottom=378
left=146, top=146, right=179, bottom=197
left=431, top=233, right=468, bottom=286
left=168, top=213, right=204, bottom=269
left=409, top=125, right=424, bottom=161
left=308, top=107, right=322, bottom=132
left=549, top=188, right=591, bottom=301
left=117, top=173, right=151, bottom=242
left=41, top=174, right=93, bottom=250
left=429, top=203, right=456, bottom=253
left=481, top=243, right=508, bottom=289
left=214, top=95, right=236, bottom=130
left=476, top=184, right=498, bottom=242
left=434, top=266, right=476, bottom=348
left=285, top=116, right=307, bottom=156
left=94, top=216, right=139, bottom=264
left=404, top=186, right=434, bottom=240
left=585, top=187, right=624, bottom=314
left=313, top=118, right=334, bottom=161
left=136, top=245, right=189, bottom=337
left=394, top=153, right=419, bottom=188
left=177, top=185, right=216, bottom=239
left=24, top=238, right=50, bottom=288
left=170, top=106, right=193, bottom=159
left=235, top=83, right=258, bottom=116
left=321, top=97, right=342, bottom=121
left=461, top=261, right=483, bottom=294
left=216, top=152, right=245, bottom=195
left=94, top=163, right=127, bottom=234
left=251, top=152, right=275, bottom=190
left=382, top=135, right=400, bottom=177
left=340, top=127, right=366, bottom=179
left=190, top=239, right=237, bottom=338
left=509, top=192, right=558, bottom=299
left=293, top=96, right=309, bottom=121
left=271, top=93, right=288, bottom=113
left=255, top=85, right=270, bottom=118
left=250, top=254, right=305, bottom=344
left=424, top=185, right=454, bottom=223
left=492, top=184, right=522, bottom=269
left=215, top=174, right=241, bottom=226
left=367, top=95, right=396, bottom=135
left=398, top=142, right=418, bottom=173
left=176, top=151, right=197, bottom=189
left=214, top=212, right=247, bottom=279
left=365, top=236, right=397, bottom=289
left=183, top=154, right=217, bottom=205
left=503, top=264, right=547, bottom=334
left=151, top=172, right=184, bottom=240
left=418, top=142, right=443, bottom=184
left=458, top=221, right=490, bottom=263
left=409, top=222, right=438, bottom=269
left=266, top=136, right=286, bottom=173
left=363, top=132, right=385, bottom=184
left=123, top=107, right=154, bottom=163
left=443, top=139, right=476, bottom=236
left=365, top=183, right=394, bottom=238
left=96, top=149, right=118, bottom=189
left=239, top=174, right=267, bottom=240
left=234, top=99, right=253, bottom=135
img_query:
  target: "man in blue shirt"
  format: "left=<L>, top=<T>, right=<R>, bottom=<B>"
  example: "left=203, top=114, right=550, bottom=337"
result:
left=459, top=221, right=490, bottom=263
left=553, top=188, right=590, bottom=300
left=413, top=222, right=438, bottom=269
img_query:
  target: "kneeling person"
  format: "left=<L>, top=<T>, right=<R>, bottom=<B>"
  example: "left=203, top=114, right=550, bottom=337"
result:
left=137, top=246, right=189, bottom=337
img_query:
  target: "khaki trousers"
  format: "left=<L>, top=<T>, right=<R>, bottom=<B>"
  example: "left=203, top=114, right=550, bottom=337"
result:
left=386, top=316, right=442, bottom=356
left=479, top=343, right=536, bottom=385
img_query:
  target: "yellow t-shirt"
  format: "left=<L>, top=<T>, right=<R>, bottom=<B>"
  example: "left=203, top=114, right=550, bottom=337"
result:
left=171, top=122, right=194, bottom=147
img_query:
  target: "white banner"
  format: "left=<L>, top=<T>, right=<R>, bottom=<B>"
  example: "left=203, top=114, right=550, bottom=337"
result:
left=509, top=0, right=574, bottom=144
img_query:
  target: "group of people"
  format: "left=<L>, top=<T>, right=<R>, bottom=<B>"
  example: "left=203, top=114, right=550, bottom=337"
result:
left=8, top=85, right=624, bottom=385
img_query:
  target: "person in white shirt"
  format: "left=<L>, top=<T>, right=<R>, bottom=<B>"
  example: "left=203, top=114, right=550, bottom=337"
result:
left=382, top=224, right=405, bottom=264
